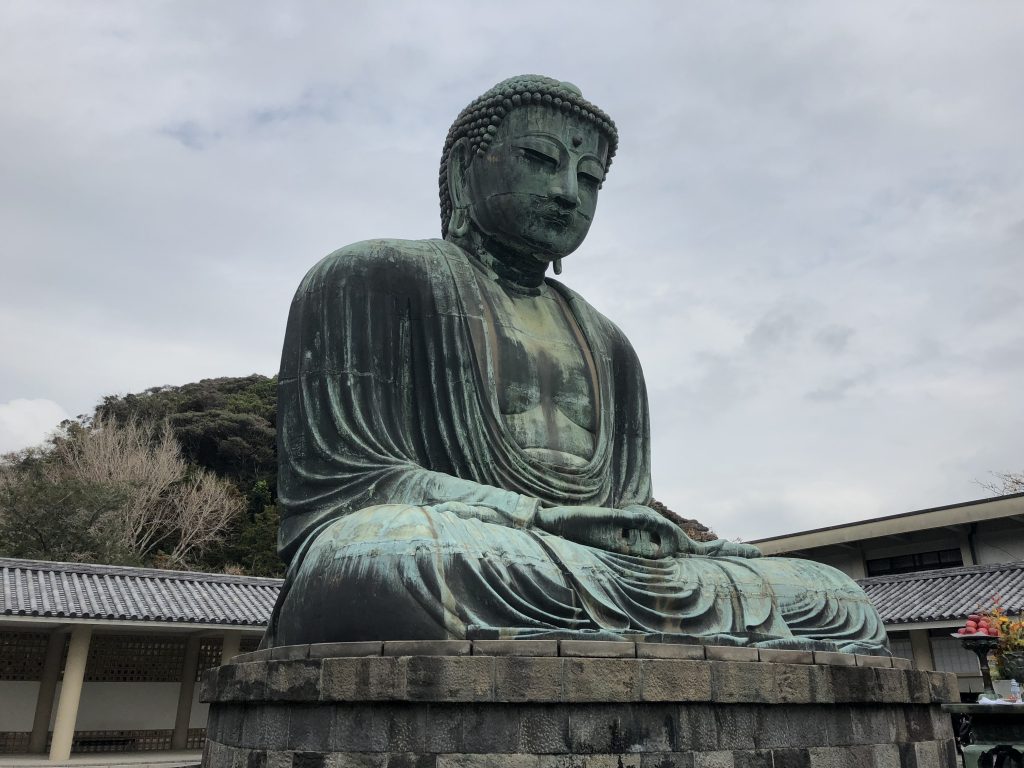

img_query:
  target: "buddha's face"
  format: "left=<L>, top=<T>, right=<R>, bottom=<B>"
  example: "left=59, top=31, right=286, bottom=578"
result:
left=463, top=105, right=609, bottom=262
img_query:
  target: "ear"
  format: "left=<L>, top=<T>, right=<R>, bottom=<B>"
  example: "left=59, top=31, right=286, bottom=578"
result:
left=447, top=137, right=472, bottom=211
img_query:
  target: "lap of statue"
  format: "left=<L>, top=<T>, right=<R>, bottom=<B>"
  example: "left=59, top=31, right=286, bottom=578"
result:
left=268, top=503, right=887, bottom=654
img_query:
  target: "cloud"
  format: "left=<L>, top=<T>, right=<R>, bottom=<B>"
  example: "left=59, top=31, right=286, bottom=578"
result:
left=1, top=0, right=1022, bottom=539
left=0, top=399, right=69, bottom=454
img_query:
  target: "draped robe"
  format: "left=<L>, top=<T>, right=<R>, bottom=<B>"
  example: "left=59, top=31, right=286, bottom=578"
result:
left=267, top=238, right=887, bottom=653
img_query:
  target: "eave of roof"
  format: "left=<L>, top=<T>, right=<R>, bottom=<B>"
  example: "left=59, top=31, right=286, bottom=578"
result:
left=752, top=492, right=1024, bottom=553
left=857, top=561, right=1024, bottom=625
left=0, top=557, right=281, bottom=627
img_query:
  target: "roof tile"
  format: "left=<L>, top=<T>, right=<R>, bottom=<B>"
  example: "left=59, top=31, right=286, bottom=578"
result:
left=0, top=557, right=280, bottom=627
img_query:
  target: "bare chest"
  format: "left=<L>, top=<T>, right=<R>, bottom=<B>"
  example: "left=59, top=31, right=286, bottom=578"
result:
left=473, top=279, right=598, bottom=466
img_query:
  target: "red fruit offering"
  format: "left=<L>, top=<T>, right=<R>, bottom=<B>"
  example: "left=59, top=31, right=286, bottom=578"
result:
left=958, top=628, right=968, bottom=634
left=966, top=622, right=978, bottom=630
left=970, top=614, right=983, bottom=621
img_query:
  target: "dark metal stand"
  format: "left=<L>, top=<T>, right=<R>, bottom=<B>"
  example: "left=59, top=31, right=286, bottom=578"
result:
left=961, top=634, right=1000, bottom=699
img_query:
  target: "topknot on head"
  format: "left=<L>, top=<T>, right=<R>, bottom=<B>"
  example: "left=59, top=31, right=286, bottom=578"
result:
left=438, top=74, right=618, bottom=237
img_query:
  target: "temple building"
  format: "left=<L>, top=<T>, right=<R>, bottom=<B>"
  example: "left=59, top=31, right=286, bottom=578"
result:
left=0, top=558, right=276, bottom=762
left=752, top=491, right=1024, bottom=698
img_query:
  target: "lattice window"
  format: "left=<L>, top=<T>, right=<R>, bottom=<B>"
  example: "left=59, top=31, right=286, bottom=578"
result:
left=889, top=637, right=914, bottom=661
left=0, top=631, right=55, bottom=681
left=930, top=635, right=981, bottom=675
left=196, top=637, right=224, bottom=681
left=0, top=732, right=30, bottom=754
left=85, top=635, right=186, bottom=683
left=0, top=728, right=206, bottom=755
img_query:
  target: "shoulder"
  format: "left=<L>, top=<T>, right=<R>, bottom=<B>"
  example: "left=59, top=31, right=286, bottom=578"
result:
left=294, top=238, right=454, bottom=297
left=548, top=279, right=639, bottom=360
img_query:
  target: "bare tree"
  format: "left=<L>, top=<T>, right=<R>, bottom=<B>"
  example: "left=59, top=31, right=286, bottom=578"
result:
left=19, top=416, right=244, bottom=568
left=978, top=471, right=1024, bottom=496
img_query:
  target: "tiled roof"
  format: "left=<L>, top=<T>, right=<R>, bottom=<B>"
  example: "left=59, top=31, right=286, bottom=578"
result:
left=0, top=557, right=281, bottom=627
left=858, top=562, right=1024, bottom=624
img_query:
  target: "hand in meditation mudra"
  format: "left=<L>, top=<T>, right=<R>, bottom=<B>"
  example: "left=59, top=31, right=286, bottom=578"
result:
left=266, top=75, right=888, bottom=654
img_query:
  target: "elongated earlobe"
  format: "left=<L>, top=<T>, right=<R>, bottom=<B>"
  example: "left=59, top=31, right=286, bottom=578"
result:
left=553, top=258, right=563, bottom=275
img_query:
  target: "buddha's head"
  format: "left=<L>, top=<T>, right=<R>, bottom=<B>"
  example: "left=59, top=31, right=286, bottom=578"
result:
left=440, top=75, right=618, bottom=267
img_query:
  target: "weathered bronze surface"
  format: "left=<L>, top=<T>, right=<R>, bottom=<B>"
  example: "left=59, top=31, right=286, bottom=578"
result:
left=266, top=75, right=888, bottom=654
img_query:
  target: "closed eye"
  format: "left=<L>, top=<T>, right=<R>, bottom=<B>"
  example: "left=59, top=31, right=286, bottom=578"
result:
left=520, top=146, right=559, bottom=169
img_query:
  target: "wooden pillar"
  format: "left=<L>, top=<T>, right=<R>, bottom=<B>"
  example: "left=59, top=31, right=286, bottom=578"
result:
left=172, top=635, right=202, bottom=750
left=49, top=625, right=92, bottom=762
left=28, top=630, right=65, bottom=753
left=910, top=628, right=935, bottom=671
left=220, top=630, right=241, bottom=665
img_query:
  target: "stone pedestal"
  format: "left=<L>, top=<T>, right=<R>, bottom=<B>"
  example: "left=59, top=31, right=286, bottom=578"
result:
left=201, top=640, right=959, bottom=768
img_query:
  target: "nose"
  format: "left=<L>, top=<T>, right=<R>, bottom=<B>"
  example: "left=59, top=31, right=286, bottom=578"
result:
left=550, top=167, right=579, bottom=209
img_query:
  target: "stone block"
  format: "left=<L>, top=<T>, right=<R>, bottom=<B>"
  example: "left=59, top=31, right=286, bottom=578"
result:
left=713, top=707, right=756, bottom=750
left=266, top=660, right=322, bottom=701
left=405, top=655, right=494, bottom=701
left=438, top=755, right=539, bottom=768
left=693, top=752, right=734, bottom=768
left=774, top=664, right=813, bottom=704
left=272, top=645, right=311, bottom=661
left=327, top=704, right=388, bottom=752
left=730, top=751, right=773, bottom=768
left=806, top=747, right=847, bottom=768
left=472, top=639, right=558, bottom=656
left=753, top=706, right=828, bottom=749
left=460, top=705, right=522, bottom=753
left=704, top=646, right=758, bottom=663
left=806, top=665, right=835, bottom=704
left=517, top=707, right=571, bottom=753
left=678, top=706, right=719, bottom=751
left=828, top=665, right=879, bottom=703
left=855, top=654, right=892, bottom=669
left=234, top=649, right=272, bottom=664
left=639, top=659, right=712, bottom=702
left=874, top=668, right=910, bottom=703
left=212, top=662, right=269, bottom=702
left=322, top=754, right=386, bottom=768
left=264, top=751, right=293, bottom=768
left=812, top=651, right=855, bottom=667
left=566, top=703, right=655, bottom=754
left=291, top=753, right=326, bottom=768
left=891, top=656, right=912, bottom=670
left=756, top=648, right=813, bottom=665
left=388, top=756, right=438, bottom=768
left=912, top=740, right=941, bottom=768
left=494, top=656, right=563, bottom=702
left=769, top=748, right=811, bottom=768
left=308, top=642, right=383, bottom=659
left=559, top=639, right=636, bottom=658
left=320, top=656, right=406, bottom=701
left=420, top=704, right=465, bottom=753
left=710, top=661, right=775, bottom=704
left=287, top=704, right=334, bottom=752
left=869, top=743, right=901, bottom=768
left=636, top=643, right=705, bottom=660
left=563, top=658, right=640, bottom=701
left=640, top=754, right=695, bottom=768
left=905, top=670, right=933, bottom=704
left=383, top=640, right=471, bottom=657
left=928, top=671, right=959, bottom=703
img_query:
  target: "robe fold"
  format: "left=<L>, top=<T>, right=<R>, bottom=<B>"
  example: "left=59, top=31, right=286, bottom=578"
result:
left=268, top=238, right=887, bottom=653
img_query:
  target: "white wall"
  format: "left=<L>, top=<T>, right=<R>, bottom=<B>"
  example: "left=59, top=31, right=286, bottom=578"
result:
left=0, top=681, right=40, bottom=731
left=1, top=680, right=211, bottom=734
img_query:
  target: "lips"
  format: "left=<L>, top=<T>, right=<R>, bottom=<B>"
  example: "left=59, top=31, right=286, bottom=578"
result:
left=536, top=206, right=575, bottom=230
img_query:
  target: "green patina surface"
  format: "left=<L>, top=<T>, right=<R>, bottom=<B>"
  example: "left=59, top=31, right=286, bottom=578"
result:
left=265, top=75, right=888, bottom=654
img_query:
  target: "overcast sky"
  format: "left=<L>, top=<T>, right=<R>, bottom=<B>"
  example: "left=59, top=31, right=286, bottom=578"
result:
left=1, top=2, right=1021, bottom=540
